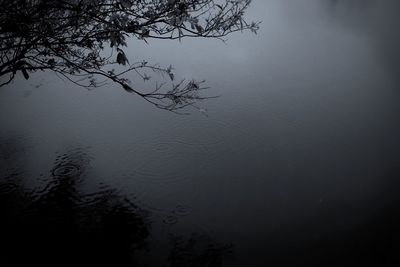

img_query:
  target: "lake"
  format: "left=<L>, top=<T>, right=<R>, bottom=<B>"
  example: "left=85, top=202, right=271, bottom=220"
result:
left=1, top=0, right=399, bottom=266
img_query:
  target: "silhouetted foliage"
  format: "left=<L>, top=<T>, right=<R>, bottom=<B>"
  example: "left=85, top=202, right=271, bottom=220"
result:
left=0, top=0, right=259, bottom=111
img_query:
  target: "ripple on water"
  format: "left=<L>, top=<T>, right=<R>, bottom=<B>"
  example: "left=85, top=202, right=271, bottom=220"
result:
left=150, top=117, right=256, bottom=168
left=52, top=164, right=80, bottom=177
left=0, top=182, right=18, bottom=194
left=172, top=204, right=191, bottom=216
left=163, top=215, right=178, bottom=225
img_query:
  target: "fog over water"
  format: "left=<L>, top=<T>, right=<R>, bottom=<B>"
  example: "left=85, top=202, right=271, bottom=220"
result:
left=1, top=0, right=400, bottom=266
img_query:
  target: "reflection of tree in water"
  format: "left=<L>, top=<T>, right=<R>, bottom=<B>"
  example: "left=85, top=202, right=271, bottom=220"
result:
left=0, top=136, right=30, bottom=220
left=1, top=146, right=150, bottom=266
left=168, top=233, right=233, bottom=267
left=0, top=143, right=233, bottom=267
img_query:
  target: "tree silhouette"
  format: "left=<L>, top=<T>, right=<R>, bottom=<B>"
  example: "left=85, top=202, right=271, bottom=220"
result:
left=0, top=0, right=259, bottom=111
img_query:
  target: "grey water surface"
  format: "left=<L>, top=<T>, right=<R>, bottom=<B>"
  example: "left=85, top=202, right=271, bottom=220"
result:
left=1, top=0, right=400, bottom=266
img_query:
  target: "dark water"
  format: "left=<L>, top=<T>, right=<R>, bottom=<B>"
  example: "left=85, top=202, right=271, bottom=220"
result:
left=1, top=0, right=400, bottom=266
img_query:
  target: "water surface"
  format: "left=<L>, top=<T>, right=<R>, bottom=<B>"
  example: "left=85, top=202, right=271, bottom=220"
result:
left=1, top=0, right=400, bottom=266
